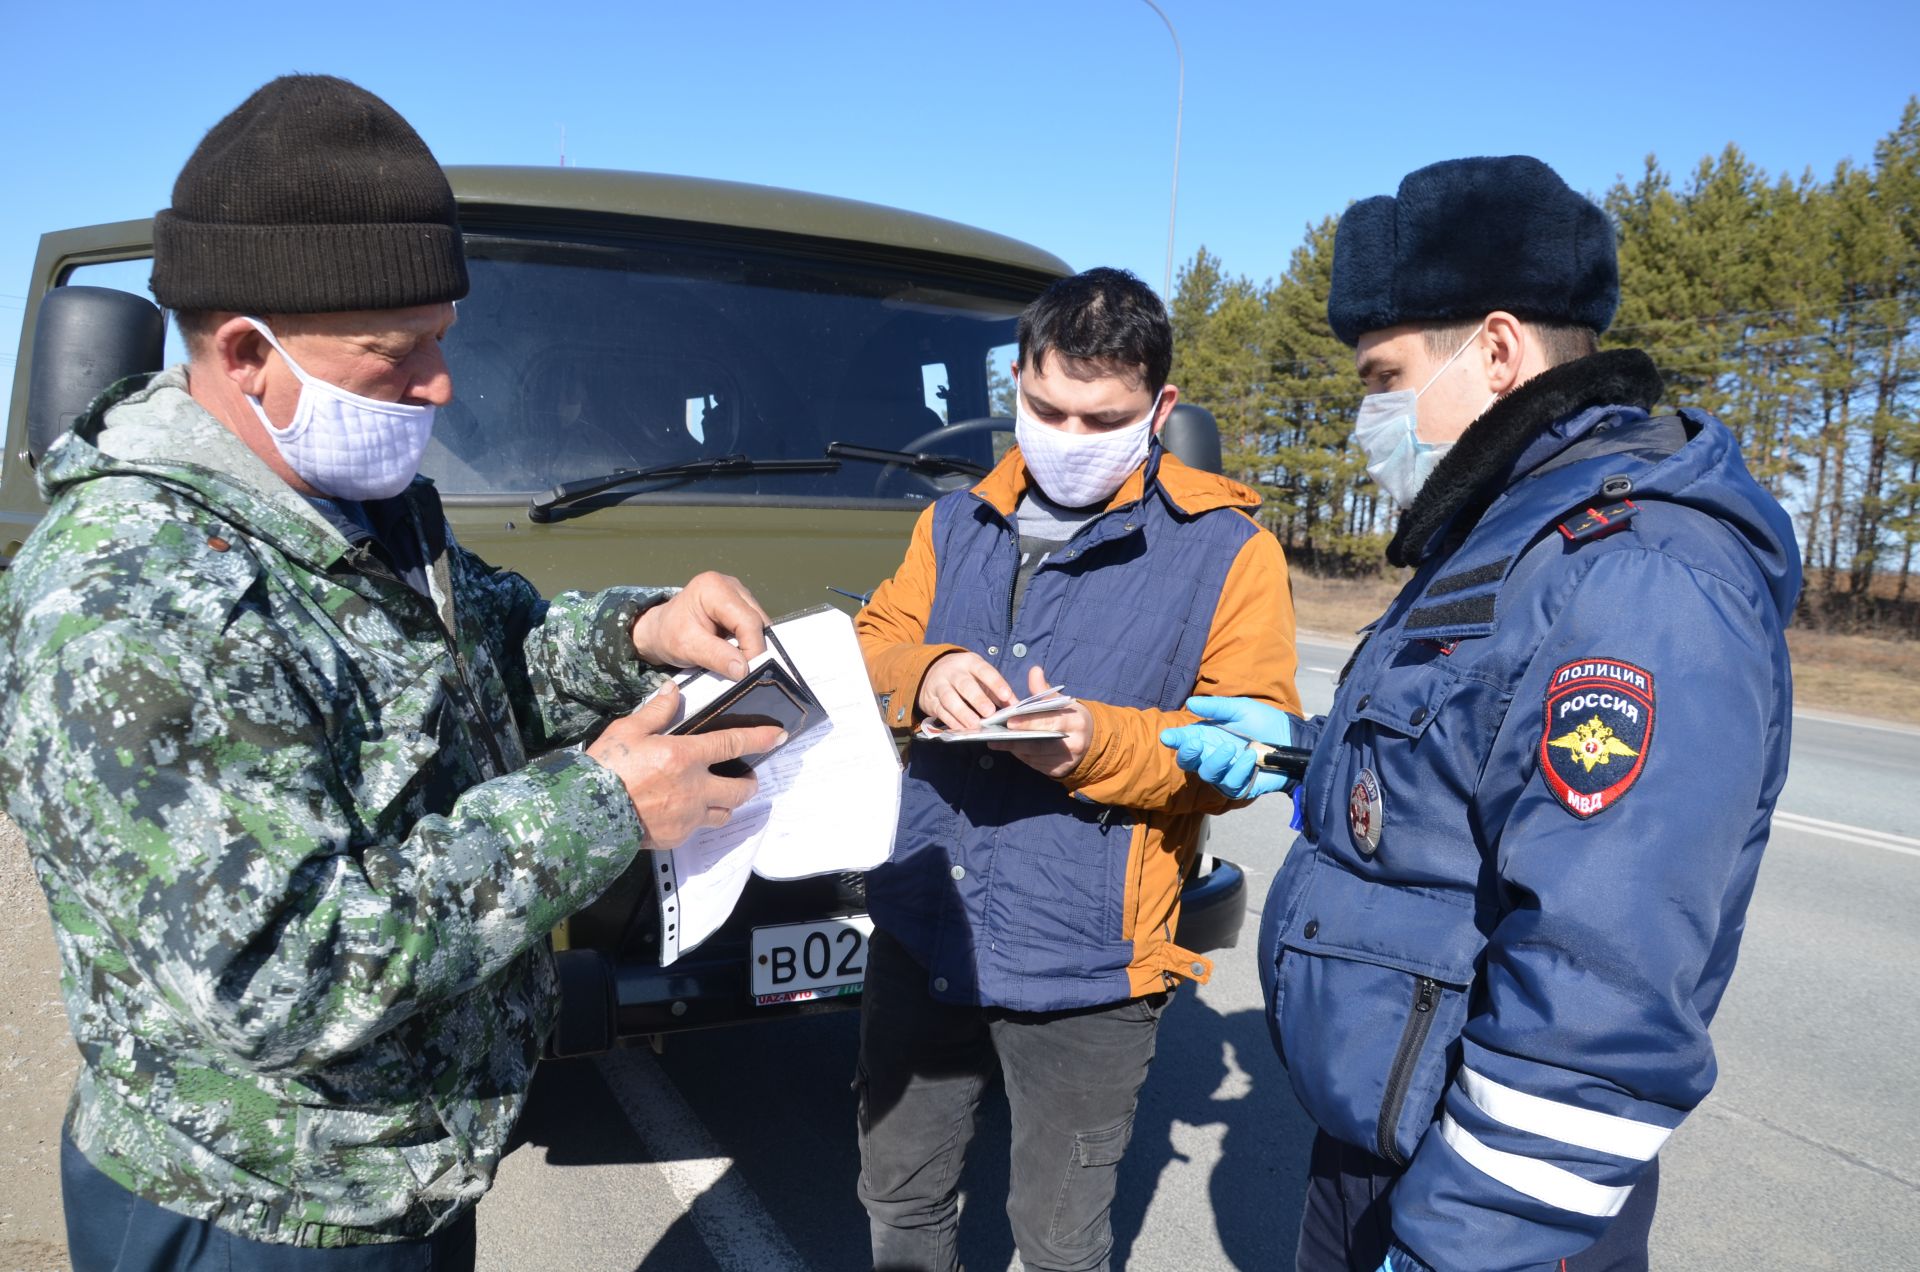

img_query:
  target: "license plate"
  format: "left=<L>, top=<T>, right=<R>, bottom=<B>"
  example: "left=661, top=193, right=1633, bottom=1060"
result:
left=750, top=914, right=874, bottom=1005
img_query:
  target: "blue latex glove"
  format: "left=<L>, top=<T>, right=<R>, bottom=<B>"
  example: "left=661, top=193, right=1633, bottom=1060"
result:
left=1158, top=696, right=1297, bottom=799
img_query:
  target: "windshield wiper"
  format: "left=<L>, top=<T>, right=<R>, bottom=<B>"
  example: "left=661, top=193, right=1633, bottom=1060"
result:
left=825, top=441, right=989, bottom=479
left=527, top=454, right=842, bottom=522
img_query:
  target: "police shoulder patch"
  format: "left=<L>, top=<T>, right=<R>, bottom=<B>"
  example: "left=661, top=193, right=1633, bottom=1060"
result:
left=1541, top=658, right=1654, bottom=819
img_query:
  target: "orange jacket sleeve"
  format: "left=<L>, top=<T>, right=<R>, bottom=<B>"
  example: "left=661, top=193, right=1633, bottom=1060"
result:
left=1061, top=516, right=1300, bottom=813
left=856, top=505, right=967, bottom=732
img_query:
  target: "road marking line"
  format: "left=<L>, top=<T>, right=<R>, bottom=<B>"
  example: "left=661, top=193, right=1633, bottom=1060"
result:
left=596, top=1048, right=806, bottom=1272
left=1790, top=708, right=1920, bottom=739
left=1307, top=666, right=1339, bottom=675
left=1696, top=1099, right=1920, bottom=1193
left=1773, top=811, right=1920, bottom=859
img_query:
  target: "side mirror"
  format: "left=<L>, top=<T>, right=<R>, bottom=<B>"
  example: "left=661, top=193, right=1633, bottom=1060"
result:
left=27, top=286, right=165, bottom=464
left=1160, top=402, right=1223, bottom=475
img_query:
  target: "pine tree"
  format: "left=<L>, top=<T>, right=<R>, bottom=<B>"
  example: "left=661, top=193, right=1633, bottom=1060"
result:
left=1170, top=247, right=1274, bottom=502
left=1179, top=99, right=1920, bottom=630
left=1264, top=218, right=1376, bottom=571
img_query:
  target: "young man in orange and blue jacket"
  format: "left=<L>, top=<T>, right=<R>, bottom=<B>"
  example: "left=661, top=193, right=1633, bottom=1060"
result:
left=853, top=267, right=1299, bottom=1271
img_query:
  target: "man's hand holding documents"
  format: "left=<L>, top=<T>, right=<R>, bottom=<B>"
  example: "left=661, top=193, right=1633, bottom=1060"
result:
left=985, top=665, right=1094, bottom=777
left=916, top=681, right=1075, bottom=742
left=916, top=660, right=1093, bottom=779
left=638, top=606, right=902, bottom=964
left=587, top=682, right=783, bottom=850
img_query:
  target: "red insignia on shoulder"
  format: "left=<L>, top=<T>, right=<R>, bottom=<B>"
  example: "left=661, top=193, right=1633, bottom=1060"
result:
left=1541, top=658, right=1654, bottom=819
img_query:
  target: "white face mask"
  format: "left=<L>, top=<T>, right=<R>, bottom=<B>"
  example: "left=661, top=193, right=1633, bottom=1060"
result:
left=1014, top=382, right=1164, bottom=508
left=242, top=317, right=436, bottom=501
left=1351, top=324, right=1494, bottom=509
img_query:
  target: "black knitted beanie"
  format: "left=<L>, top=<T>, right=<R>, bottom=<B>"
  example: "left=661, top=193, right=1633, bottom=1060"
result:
left=151, top=74, right=468, bottom=314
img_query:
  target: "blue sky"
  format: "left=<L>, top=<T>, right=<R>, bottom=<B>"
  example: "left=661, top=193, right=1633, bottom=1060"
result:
left=3, top=0, right=1917, bottom=374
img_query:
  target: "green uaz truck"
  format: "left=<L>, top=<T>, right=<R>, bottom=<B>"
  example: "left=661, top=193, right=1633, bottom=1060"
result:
left=2, top=167, right=1244, bottom=1051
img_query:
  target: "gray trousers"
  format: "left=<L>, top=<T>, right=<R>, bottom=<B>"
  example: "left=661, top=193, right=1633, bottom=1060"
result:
left=855, top=927, right=1166, bottom=1272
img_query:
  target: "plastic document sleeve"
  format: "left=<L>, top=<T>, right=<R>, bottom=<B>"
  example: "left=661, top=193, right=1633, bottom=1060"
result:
left=644, top=605, right=903, bottom=965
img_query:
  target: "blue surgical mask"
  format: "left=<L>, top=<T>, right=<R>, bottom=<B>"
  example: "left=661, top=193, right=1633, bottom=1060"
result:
left=1351, top=325, right=1493, bottom=508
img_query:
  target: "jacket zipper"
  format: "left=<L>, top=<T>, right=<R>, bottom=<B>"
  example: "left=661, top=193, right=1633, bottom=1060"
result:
left=416, top=516, right=514, bottom=782
left=441, top=667, right=510, bottom=780
left=1377, top=976, right=1439, bottom=1164
left=348, top=544, right=510, bottom=781
left=1002, top=525, right=1021, bottom=643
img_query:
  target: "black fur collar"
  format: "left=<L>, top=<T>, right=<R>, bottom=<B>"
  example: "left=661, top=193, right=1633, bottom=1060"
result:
left=1386, top=348, right=1664, bottom=566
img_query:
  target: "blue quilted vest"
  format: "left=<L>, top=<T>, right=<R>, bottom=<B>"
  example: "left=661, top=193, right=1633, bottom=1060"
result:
left=866, top=448, right=1257, bottom=1011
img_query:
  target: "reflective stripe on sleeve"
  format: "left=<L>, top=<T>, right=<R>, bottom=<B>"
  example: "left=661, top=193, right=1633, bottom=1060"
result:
left=1439, top=1116, right=1634, bottom=1218
left=1459, top=1067, right=1672, bottom=1162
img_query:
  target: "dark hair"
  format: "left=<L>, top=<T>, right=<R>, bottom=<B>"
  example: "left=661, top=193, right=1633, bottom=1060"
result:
left=1421, top=317, right=1599, bottom=369
left=171, top=309, right=221, bottom=357
left=1016, top=267, right=1172, bottom=393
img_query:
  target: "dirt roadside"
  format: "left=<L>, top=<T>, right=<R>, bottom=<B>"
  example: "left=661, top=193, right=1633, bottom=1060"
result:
left=0, top=817, right=73, bottom=1272
left=1291, top=571, right=1920, bottom=725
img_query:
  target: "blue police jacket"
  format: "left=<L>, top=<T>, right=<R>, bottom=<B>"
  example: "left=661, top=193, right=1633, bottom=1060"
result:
left=1261, top=351, right=1800, bottom=1272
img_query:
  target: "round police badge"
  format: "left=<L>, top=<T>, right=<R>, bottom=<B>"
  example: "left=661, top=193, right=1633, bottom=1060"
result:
left=1541, top=657, right=1655, bottom=819
left=1349, top=768, right=1383, bottom=854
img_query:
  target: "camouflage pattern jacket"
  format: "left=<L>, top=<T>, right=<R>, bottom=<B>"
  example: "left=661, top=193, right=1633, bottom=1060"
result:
left=0, top=369, right=668, bottom=1245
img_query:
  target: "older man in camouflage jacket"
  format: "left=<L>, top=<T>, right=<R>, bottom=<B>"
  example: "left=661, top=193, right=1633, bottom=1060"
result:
left=0, top=76, right=783, bottom=1270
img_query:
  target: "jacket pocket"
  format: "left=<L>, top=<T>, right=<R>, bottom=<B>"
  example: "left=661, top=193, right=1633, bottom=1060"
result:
left=1258, top=839, right=1317, bottom=1068
left=352, top=726, right=441, bottom=831
left=1271, top=855, right=1483, bottom=1165
left=340, top=667, right=461, bottom=836
left=1351, top=656, right=1457, bottom=739
left=1320, top=657, right=1459, bottom=863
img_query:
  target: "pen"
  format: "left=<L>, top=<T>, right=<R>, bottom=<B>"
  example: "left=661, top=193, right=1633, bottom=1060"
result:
left=761, top=624, right=817, bottom=700
left=826, top=586, right=872, bottom=604
left=1215, top=724, right=1314, bottom=776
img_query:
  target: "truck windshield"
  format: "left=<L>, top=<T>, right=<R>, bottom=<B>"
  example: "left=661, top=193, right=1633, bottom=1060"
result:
left=424, top=232, right=1034, bottom=503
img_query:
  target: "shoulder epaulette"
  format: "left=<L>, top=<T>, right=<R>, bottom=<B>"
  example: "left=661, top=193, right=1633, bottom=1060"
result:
left=1557, top=499, right=1638, bottom=543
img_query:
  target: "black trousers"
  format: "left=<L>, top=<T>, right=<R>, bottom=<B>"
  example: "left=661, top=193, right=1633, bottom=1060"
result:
left=62, top=1137, right=477, bottom=1272
left=1295, top=1130, right=1659, bottom=1272
left=854, top=928, right=1167, bottom=1272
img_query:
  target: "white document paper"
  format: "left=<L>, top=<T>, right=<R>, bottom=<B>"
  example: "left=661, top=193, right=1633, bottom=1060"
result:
left=921, top=726, right=1067, bottom=743
left=642, top=606, right=901, bottom=964
left=916, top=684, right=1075, bottom=743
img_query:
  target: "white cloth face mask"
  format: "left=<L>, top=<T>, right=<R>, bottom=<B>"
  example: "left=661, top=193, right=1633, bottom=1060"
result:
left=1014, top=384, right=1165, bottom=508
left=1351, top=324, right=1494, bottom=509
left=242, top=317, right=436, bottom=501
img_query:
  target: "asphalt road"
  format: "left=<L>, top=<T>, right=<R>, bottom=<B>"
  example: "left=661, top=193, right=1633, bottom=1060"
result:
left=473, top=635, right=1920, bottom=1271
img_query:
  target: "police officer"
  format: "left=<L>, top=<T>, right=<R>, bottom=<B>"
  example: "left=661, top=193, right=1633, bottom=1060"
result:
left=1161, top=156, right=1799, bottom=1272
left=0, top=76, right=781, bottom=1269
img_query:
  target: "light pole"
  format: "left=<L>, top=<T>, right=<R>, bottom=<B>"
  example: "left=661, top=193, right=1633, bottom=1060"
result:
left=1139, top=0, right=1184, bottom=299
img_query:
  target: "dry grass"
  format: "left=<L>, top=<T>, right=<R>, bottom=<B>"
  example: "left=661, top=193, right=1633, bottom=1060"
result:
left=1783, top=628, right=1920, bottom=724
left=1288, top=570, right=1920, bottom=726
left=1802, top=567, right=1919, bottom=601
left=1288, top=570, right=1409, bottom=641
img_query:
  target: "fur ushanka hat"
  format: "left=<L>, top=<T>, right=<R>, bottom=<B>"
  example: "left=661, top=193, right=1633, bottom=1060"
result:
left=1326, top=155, right=1617, bottom=347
